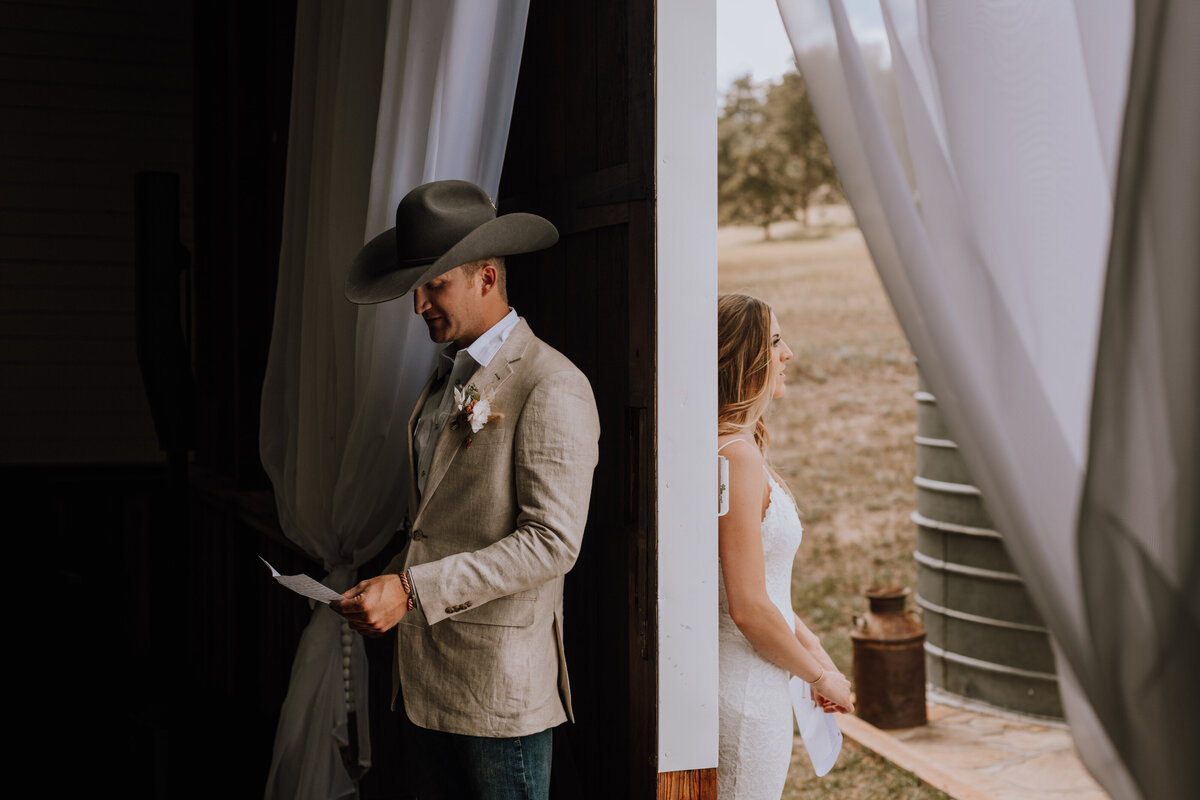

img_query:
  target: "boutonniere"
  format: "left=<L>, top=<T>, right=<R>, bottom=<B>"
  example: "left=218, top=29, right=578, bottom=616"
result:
left=451, top=383, right=499, bottom=448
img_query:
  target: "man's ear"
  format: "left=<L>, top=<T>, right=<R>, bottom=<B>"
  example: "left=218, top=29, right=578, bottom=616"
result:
left=478, top=263, right=499, bottom=296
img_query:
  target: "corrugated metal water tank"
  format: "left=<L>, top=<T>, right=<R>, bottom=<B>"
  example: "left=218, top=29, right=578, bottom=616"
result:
left=913, top=372, right=1063, bottom=718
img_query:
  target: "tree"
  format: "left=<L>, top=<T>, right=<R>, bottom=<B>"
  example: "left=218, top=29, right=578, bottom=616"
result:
left=717, top=76, right=796, bottom=240
left=765, top=71, right=842, bottom=228
left=717, top=70, right=842, bottom=238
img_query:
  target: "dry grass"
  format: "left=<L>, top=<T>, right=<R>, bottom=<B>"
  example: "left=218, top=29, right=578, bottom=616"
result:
left=719, top=215, right=949, bottom=800
left=785, top=738, right=948, bottom=800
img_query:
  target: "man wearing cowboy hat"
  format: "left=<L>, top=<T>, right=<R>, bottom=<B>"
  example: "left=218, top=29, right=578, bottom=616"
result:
left=332, top=180, right=600, bottom=799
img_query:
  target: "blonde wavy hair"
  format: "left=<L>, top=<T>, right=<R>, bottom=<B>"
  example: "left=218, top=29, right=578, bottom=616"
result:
left=717, top=293, right=776, bottom=453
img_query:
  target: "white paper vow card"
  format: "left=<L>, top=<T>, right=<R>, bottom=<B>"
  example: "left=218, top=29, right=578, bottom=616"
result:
left=259, top=556, right=345, bottom=605
left=790, top=675, right=844, bottom=776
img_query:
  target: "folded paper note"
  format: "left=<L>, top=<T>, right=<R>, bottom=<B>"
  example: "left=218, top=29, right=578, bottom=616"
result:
left=790, top=675, right=844, bottom=776
left=259, top=556, right=345, bottom=605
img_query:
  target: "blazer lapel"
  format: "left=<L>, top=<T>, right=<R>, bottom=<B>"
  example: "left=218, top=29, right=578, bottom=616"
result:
left=419, top=320, right=533, bottom=510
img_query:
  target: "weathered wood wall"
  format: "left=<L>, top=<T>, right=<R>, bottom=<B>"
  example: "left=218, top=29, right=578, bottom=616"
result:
left=501, top=0, right=658, bottom=796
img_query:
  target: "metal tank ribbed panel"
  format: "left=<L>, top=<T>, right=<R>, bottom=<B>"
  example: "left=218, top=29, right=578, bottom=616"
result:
left=914, top=371, right=1063, bottom=718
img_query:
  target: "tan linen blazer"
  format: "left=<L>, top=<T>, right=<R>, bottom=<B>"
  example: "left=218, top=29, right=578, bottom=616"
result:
left=383, top=319, right=600, bottom=737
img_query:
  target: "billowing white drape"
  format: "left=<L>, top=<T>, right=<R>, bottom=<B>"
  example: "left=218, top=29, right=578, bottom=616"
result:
left=1075, top=1, right=1200, bottom=797
left=259, top=1, right=530, bottom=797
left=777, top=1, right=1197, bottom=798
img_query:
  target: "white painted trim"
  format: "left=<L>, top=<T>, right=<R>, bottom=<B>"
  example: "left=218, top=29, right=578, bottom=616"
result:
left=655, top=0, right=719, bottom=774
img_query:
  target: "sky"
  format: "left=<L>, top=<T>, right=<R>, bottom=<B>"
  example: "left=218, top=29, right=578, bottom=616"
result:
left=715, top=0, right=886, bottom=91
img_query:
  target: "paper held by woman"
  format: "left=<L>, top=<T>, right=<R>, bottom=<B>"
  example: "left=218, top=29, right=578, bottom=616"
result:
left=790, top=676, right=844, bottom=777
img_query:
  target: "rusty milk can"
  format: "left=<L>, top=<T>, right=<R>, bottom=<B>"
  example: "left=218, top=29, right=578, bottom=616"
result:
left=851, top=586, right=927, bottom=729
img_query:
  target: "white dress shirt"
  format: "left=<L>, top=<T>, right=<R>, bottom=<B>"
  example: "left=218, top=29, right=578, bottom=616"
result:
left=412, top=309, right=519, bottom=495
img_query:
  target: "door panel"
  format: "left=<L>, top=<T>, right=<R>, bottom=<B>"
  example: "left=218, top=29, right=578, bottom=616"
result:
left=500, top=0, right=656, bottom=796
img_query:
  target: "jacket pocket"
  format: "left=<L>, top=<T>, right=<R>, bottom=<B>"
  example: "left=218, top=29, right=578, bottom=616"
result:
left=452, top=589, right=538, bottom=627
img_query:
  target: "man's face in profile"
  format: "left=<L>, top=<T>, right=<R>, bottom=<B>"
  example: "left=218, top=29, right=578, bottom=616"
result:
left=412, top=265, right=486, bottom=346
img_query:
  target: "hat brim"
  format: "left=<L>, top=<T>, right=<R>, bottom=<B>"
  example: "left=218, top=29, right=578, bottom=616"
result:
left=345, top=213, right=558, bottom=304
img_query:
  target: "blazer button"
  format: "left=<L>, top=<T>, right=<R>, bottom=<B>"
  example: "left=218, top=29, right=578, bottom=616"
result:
left=410, top=529, right=424, bottom=541
left=462, top=601, right=472, bottom=609
left=445, top=606, right=456, bottom=614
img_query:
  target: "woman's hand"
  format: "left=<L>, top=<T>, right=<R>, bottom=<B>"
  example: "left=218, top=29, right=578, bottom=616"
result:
left=811, top=670, right=854, bottom=713
left=812, top=692, right=839, bottom=713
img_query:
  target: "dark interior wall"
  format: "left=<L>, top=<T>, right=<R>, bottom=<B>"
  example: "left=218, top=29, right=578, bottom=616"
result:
left=2, top=0, right=302, bottom=795
left=192, top=0, right=294, bottom=488
left=0, top=0, right=198, bottom=794
left=0, top=0, right=193, bottom=465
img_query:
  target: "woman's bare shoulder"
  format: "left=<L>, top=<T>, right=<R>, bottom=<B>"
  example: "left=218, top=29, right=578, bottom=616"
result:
left=717, top=434, right=764, bottom=469
left=719, top=434, right=769, bottom=524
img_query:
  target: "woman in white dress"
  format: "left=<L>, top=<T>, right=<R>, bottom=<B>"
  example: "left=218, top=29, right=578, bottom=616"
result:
left=716, top=293, right=855, bottom=799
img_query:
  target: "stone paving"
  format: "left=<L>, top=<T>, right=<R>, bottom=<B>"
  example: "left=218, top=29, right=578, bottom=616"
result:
left=838, top=693, right=1111, bottom=800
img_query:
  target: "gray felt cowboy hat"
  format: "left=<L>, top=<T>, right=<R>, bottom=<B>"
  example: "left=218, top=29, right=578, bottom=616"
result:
left=345, top=179, right=558, bottom=304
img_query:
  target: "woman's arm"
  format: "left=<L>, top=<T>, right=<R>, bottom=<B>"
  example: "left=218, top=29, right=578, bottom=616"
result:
left=793, top=613, right=836, bottom=671
left=794, top=612, right=852, bottom=712
left=719, top=439, right=854, bottom=711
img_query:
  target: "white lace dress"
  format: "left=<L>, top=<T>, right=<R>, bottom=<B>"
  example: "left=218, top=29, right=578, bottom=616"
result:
left=717, top=472, right=803, bottom=799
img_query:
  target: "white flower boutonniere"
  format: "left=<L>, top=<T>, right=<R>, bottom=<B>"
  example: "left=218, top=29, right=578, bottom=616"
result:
left=451, top=383, right=498, bottom=448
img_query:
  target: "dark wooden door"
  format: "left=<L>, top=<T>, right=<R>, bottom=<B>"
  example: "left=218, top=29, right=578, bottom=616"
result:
left=499, top=0, right=657, bottom=797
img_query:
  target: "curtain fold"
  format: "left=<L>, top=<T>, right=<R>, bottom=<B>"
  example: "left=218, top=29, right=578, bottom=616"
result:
left=1075, top=0, right=1200, bottom=797
left=774, top=1, right=1195, bottom=797
left=260, top=2, right=531, bottom=797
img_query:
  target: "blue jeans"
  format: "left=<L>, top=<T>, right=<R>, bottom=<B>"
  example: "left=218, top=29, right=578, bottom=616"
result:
left=402, top=718, right=553, bottom=800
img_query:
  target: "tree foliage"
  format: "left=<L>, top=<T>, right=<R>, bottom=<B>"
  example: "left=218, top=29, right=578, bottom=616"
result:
left=718, top=70, right=842, bottom=239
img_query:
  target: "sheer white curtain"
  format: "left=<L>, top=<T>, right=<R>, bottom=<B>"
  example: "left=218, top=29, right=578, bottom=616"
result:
left=1075, top=2, right=1200, bottom=797
left=259, top=1, right=530, bottom=797
left=776, top=1, right=1197, bottom=798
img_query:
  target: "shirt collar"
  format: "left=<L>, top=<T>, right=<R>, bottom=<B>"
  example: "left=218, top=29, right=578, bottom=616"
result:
left=437, top=308, right=519, bottom=374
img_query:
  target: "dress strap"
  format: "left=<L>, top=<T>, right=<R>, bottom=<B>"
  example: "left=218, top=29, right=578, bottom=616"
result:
left=718, top=438, right=770, bottom=479
left=717, top=437, right=754, bottom=454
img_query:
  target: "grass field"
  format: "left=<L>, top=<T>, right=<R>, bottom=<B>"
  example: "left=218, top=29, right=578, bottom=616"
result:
left=719, top=216, right=951, bottom=800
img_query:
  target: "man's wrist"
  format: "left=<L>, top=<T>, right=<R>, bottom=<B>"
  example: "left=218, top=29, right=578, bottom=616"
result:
left=399, top=569, right=419, bottom=611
